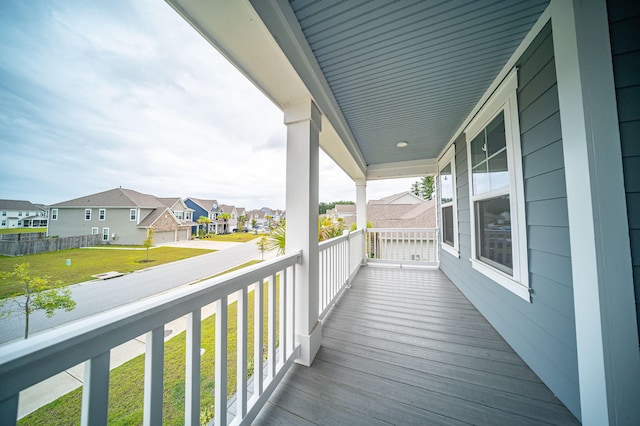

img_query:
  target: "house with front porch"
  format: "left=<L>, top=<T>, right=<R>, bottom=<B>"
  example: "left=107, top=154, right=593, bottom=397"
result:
left=184, top=197, right=219, bottom=234
left=217, top=204, right=238, bottom=234
left=1, top=1, right=638, bottom=425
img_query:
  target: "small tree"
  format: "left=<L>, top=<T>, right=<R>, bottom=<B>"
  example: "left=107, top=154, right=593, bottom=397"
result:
left=410, top=175, right=435, bottom=199
left=0, top=263, right=76, bottom=339
left=143, top=227, right=154, bottom=262
left=256, top=236, right=269, bottom=260
left=251, top=217, right=258, bottom=230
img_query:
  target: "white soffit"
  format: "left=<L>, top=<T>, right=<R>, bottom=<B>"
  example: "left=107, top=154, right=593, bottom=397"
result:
left=367, top=159, right=438, bottom=180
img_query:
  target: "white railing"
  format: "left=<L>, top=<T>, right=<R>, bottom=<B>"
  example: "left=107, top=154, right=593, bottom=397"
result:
left=318, top=229, right=365, bottom=320
left=0, top=251, right=301, bottom=426
left=367, top=228, right=439, bottom=266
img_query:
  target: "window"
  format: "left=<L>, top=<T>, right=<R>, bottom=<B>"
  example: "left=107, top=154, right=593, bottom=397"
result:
left=99, top=209, right=106, bottom=221
left=92, top=227, right=99, bottom=235
left=130, top=209, right=137, bottom=221
left=85, top=209, right=91, bottom=221
left=1, top=211, right=5, bottom=216
left=18, top=212, right=22, bottom=217
left=1, top=220, right=5, bottom=226
left=466, top=68, right=529, bottom=301
left=102, top=227, right=110, bottom=242
left=438, top=144, right=458, bottom=256
left=51, top=209, right=58, bottom=220
left=174, top=211, right=183, bottom=220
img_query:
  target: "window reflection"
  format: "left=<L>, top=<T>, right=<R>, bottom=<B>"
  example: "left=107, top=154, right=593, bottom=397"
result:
left=471, top=112, right=508, bottom=195
left=443, top=205, right=454, bottom=245
left=440, top=163, right=453, bottom=203
left=476, top=196, right=512, bottom=274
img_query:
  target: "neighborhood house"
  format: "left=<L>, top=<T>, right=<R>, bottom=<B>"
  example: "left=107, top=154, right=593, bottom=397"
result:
left=47, top=188, right=195, bottom=245
left=0, top=200, right=48, bottom=229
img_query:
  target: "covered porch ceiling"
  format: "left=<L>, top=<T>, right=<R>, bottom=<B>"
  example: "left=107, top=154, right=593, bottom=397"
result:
left=167, top=0, right=549, bottom=180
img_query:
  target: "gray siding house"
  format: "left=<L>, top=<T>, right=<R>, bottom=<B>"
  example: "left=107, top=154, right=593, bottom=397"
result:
left=48, top=188, right=194, bottom=245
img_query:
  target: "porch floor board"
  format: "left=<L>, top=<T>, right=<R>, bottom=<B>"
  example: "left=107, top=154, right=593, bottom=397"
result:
left=255, top=266, right=579, bottom=425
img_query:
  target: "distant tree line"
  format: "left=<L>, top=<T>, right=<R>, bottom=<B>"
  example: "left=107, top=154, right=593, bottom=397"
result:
left=319, top=200, right=354, bottom=214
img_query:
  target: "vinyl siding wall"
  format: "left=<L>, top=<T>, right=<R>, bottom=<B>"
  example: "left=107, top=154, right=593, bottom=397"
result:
left=608, top=0, right=640, bottom=342
left=439, top=23, right=580, bottom=418
left=48, top=207, right=145, bottom=245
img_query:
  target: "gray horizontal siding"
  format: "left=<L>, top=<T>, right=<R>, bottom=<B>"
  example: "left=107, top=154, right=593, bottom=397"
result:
left=439, top=22, right=580, bottom=418
left=608, top=0, right=640, bottom=340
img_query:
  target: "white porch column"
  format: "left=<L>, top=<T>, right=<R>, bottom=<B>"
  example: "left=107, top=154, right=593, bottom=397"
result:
left=356, top=179, right=367, bottom=265
left=552, top=0, right=640, bottom=424
left=355, top=179, right=367, bottom=231
left=284, top=98, right=322, bottom=366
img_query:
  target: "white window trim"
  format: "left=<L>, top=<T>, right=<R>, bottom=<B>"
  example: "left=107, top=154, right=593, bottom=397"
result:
left=85, top=209, right=92, bottom=221
left=99, top=208, right=106, bottom=221
left=465, top=68, right=530, bottom=302
left=438, top=144, right=459, bottom=257
left=91, top=227, right=99, bottom=235
left=51, top=209, right=58, bottom=220
left=102, top=227, right=110, bottom=242
left=130, top=209, right=137, bottom=221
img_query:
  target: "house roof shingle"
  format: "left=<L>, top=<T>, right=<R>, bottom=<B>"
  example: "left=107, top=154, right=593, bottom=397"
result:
left=51, top=188, right=164, bottom=208
left=186, top=198, right=218, bottom=212
left=0, top=200, right=46, bottom=211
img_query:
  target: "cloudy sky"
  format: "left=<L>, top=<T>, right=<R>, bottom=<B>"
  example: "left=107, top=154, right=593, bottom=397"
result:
left=0, top=0, right=417, bottom=210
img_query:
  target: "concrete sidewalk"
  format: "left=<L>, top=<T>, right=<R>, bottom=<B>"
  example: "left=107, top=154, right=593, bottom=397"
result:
left=17, top=240, right=276, bottom=419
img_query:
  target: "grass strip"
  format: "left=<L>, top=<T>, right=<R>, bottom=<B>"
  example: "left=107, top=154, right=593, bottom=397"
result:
left=199, top=233, right=262, bottom=243
left=0, top=228, right=47, bottom=235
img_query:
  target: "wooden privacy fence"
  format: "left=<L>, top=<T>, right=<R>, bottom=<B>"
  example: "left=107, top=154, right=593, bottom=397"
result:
left=0, top=232, right=47, bottom=242
left=0, top=235, right=101, bottom=256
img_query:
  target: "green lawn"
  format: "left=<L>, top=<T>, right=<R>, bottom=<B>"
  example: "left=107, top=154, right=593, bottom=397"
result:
left=0, top=228, right=47, bottom=234
left=201, top=233, right=262, bottom=243
left=19, top=279, right=279, bottom=426
left=0, top=247, right=214, bottom=299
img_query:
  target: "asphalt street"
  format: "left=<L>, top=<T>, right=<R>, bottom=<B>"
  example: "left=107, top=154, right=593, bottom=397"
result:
left=0, top=240, right=272, bottom=344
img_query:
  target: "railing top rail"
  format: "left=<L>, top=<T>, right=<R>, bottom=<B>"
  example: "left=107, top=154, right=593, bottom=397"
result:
left=368, top=228, right=438, bottom=232
left=318, top=228, right=366, bottom=250
left=318, top=231, right=349, bottom=250
left=0, top=250, right=302, bottom=401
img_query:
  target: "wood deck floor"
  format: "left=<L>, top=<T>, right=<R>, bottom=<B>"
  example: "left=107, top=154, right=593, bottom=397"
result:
left=254, top=265, right=579, bottom=425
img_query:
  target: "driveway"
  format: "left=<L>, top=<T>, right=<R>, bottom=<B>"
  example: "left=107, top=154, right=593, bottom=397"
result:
left=0, top=239, right=275, bottom=345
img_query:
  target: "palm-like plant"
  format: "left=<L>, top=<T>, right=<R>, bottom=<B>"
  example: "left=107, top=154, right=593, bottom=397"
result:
left=197, top=216, right=211, bottom=237
left=268, top=226, right=286, bottom=255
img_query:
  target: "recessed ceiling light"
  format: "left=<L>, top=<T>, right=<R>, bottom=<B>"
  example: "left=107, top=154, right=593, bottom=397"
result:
left=396, top=141, right=409, bottom=148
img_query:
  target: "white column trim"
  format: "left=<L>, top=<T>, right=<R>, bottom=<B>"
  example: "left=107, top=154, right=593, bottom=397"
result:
left=284, top=98, right=322, bottom=366
left=552, top=0, right=640, bottom=424
left=355, top=179, right=367, bottom=265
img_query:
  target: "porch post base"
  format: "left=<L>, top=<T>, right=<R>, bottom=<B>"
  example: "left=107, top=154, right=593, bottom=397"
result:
left=295, top=320, right=322, bottom=367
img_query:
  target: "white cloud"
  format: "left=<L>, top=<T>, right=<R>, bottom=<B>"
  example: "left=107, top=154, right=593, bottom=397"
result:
left=0, top=0, right=418, bottom=210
